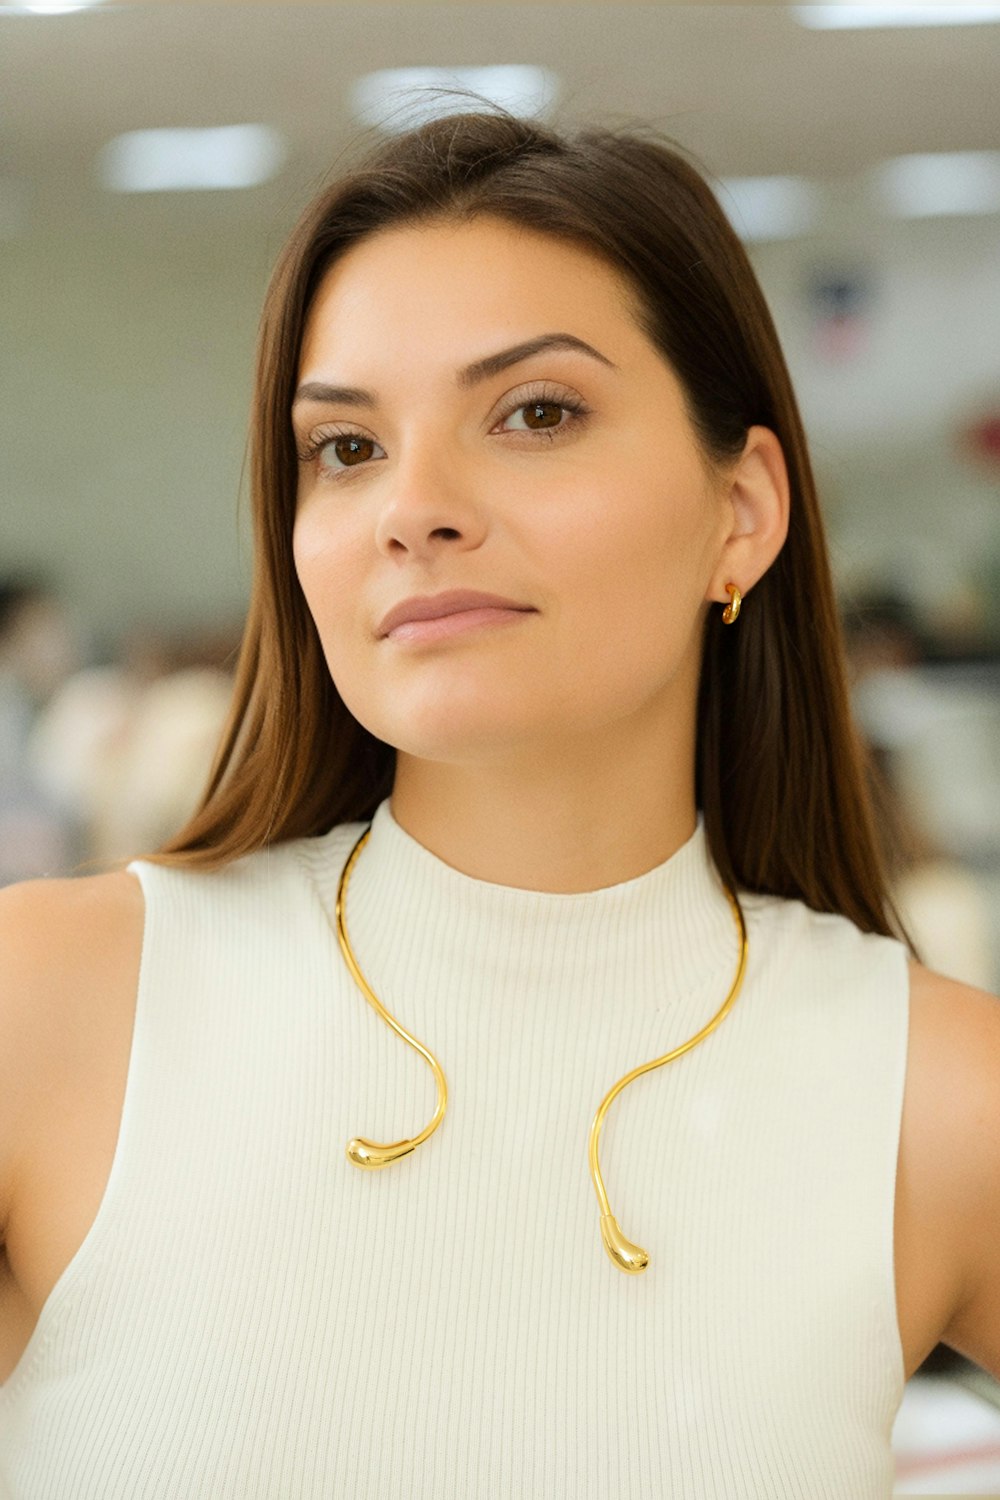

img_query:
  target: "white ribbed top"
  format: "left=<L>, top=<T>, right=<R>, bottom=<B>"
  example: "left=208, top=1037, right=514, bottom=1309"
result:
left=0, top=799, right=910, bottom=1499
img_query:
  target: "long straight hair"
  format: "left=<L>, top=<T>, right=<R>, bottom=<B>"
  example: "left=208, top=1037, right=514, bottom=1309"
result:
left=134, top=98, right=921, bottom=954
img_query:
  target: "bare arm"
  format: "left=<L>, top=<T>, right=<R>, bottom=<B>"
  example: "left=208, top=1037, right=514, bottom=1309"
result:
left=0, top=878, right=64, bottom=1248
left=0, top=871, right=145, bottom=1249
left=909, top=959, right=1000, bottom=1381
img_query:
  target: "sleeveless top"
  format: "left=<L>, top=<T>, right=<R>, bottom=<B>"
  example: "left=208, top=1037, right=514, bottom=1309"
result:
left=0, top=800, right=910, bottom=1498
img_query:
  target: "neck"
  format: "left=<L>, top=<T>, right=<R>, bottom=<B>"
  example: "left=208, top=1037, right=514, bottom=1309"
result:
left=389, top=755, right=698, bottom=896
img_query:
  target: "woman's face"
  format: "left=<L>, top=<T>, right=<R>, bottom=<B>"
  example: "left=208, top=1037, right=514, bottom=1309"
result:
left=292, top=215, right=733, bottom=767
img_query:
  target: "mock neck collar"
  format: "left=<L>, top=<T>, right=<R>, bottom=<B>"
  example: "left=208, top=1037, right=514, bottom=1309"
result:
left=304, top=797, right=744, bottom=1010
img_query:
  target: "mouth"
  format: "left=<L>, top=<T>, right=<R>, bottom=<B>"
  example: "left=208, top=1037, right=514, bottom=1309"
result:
left=383, top=606, right=536, bottom=645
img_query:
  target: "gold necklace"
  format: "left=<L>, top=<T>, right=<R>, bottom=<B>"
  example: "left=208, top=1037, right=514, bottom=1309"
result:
left=334, top=822, right=749, bottom=1275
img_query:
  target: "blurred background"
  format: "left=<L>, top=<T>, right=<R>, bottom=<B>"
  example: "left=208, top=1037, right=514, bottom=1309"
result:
left=1, top=2, right=999, bottom=1488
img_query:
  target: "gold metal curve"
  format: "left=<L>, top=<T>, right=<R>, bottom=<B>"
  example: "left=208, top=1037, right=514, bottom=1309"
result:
left=587, top=880, right=747, bottom=1272
left=334, top=821, right=749, bottom=1274
left=721, top=582, right=742, bottom=624
left=334, top=826, right=448, bottom=1168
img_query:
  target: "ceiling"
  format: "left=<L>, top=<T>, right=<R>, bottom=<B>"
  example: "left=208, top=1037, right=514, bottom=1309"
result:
left=2, top=3, right=999, bottom=245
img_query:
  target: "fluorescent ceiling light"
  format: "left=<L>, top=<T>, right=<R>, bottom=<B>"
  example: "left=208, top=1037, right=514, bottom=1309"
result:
left=97, top=125, right=287, bottom=193
left=795, top=4, right=1000, bottom=27
left=2, top=0, right=106, bottom=11
left=872, top=151, right=1000, bottom=217
left=349, top=65, right=560, bottom=134
left=716, top=176, right=822, bottom=242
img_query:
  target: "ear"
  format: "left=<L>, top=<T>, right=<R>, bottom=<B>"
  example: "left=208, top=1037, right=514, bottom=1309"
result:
left=708, top=425, right=790, bottom=608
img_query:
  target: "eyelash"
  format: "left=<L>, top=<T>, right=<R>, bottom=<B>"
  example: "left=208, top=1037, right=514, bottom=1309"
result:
left=295, top=384, right=590, bottom=479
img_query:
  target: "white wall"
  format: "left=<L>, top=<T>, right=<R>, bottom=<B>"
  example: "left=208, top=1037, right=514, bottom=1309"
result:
left=2, top=226, right=266, bottom=656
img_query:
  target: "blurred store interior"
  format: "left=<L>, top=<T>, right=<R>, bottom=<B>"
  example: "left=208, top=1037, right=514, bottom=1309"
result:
left=1, top=3, right=999, bottom=1490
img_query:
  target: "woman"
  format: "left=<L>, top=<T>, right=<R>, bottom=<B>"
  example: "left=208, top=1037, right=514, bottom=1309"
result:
left=2, top=101, right=998, bottom=1499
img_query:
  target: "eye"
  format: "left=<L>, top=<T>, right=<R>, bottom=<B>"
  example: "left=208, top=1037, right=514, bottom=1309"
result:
left=296, top=428, right=386, bottom=478
left=295, top=381, right=590, bottom=480
left=493, top=384, right=590, bottom=438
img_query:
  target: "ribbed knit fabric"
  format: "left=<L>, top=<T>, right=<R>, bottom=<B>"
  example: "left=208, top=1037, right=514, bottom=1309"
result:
left=0, top=800, right=910, bottom=1499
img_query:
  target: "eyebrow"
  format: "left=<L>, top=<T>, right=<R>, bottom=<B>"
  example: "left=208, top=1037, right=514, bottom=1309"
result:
left=292, top=331, right=618, bottom=412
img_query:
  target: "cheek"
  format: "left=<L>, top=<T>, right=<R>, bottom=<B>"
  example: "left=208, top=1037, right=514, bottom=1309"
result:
left=291, top=509, right=320, bottom=600
left=292, top=510, right=352, bottom=625
left=544, top=475, right=708, bottom=697
left=557, top=475, right=703, bottom=625
left=292, top=516, right=378, bottom=728
left=291, top=513, right=372, bottom=707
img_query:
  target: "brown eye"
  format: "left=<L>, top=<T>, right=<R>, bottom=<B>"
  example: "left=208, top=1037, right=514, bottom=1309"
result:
left=519, top=400, right=565, bottom=430
left=323, top=435, right=377, bottom=468
left=298, top=428, right=387, bottom=476
left=496, top=389, right=589, bottom=437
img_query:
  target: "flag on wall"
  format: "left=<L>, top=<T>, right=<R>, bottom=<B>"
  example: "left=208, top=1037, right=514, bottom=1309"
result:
left=805, top=266, right=875, bottom=363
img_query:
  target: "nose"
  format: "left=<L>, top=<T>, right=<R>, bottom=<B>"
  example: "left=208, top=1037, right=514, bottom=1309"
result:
left=372, top=444, right=488, bottom=559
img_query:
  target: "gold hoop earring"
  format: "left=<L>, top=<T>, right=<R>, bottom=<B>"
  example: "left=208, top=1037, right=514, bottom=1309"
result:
left=722, top=582, right=742, bottom=624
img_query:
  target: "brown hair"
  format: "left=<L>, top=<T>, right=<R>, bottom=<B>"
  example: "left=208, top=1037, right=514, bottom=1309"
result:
left=128, top=94, right=922, bottom=954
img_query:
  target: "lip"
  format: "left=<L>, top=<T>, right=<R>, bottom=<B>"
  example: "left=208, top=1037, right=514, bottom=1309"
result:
left=377, top=589, right=535, bottom=639
left=385, top=607, right=533, bottom=646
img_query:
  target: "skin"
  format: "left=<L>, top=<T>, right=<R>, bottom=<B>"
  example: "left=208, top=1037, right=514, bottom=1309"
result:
left=292, top=213, right=790, bottom=893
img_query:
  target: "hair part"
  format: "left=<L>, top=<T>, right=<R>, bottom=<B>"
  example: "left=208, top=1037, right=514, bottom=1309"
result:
left=120, top=90, right=922, bottom=954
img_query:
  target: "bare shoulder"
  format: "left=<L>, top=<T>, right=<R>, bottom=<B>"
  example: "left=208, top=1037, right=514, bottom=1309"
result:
left=0, top=868, right=145, bottom=992
left=0, top=870, right=145, bottom=1239
left=904, top=956, right=1000, bottom=1378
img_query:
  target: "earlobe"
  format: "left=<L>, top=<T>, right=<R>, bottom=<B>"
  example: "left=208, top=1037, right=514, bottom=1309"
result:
left=709, top=426, right=790, bottom=610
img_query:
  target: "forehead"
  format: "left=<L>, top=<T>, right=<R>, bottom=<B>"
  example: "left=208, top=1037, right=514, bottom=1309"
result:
left=297, top=216, right=644, bottom=371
